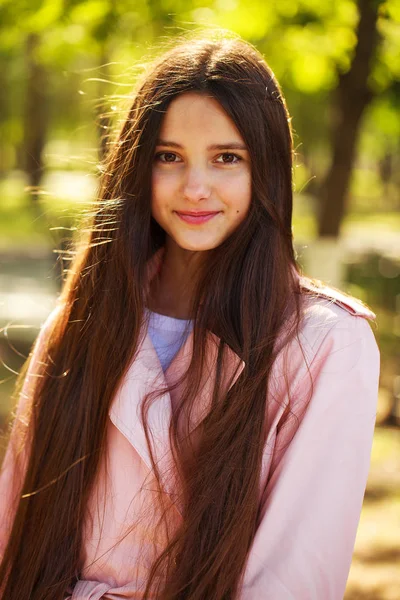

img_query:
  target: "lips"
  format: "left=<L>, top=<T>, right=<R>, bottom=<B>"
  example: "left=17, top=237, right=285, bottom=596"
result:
left=175, top=211, right=221, bottom=225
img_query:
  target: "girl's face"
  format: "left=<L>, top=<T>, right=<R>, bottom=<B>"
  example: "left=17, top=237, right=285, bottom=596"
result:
left=151, top=92, right=252, bottom=252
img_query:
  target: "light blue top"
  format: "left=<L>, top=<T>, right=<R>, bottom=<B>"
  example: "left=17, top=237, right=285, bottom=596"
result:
left=146, top=309, right=194, bottom=372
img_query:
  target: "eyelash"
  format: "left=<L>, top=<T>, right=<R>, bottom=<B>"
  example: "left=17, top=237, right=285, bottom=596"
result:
left=154, top=152, right=243, bottom=164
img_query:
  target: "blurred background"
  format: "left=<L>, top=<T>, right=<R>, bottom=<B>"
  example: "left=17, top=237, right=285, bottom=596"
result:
left=0, top=0, right=399, bottom=597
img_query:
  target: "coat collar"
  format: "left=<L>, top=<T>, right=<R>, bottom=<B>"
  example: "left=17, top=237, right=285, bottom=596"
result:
left=108, top=248, right=375, bottom=510
left=108, top=247, right=245, bottom=503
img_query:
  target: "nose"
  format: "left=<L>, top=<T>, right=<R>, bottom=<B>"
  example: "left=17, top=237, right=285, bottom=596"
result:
left=182, top=165, right=212, bottom=203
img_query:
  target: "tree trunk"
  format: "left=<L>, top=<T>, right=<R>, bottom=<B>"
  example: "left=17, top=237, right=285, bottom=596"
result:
left=23, top=33, right=49, bottom=208
left=317, top=0, right=383, bottom=238
left=97, top=46, right=111, bottom=162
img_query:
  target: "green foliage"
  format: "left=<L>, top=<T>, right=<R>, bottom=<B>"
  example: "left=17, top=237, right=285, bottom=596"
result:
left=0, top=0, right=398, bottom=212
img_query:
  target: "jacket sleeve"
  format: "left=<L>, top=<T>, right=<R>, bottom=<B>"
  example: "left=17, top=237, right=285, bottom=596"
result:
left=0, top=307, right=59, bottom=560
left=241, top=312, right=380, bottom=600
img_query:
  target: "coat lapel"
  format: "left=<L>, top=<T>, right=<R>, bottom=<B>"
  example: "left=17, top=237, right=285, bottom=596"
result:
left=109, top=254, right=374, bottom=502
left=109, top=249, right=246, bottom=500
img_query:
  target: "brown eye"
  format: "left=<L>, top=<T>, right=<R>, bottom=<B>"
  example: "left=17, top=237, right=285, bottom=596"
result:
left=155, top=152, right=179, bottom=163
left=216, top=153, right=242, bottom=164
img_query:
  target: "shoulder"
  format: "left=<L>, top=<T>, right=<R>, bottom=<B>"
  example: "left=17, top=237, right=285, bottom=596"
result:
left=271, top=276, right=381, bottom=428
left=296, top=275, right=379, bottom=367
left=22, top=304, right=65, bottom=393
left=33, top=303, right=64, bottom=352
left=298, top=274, right=376, bottom=320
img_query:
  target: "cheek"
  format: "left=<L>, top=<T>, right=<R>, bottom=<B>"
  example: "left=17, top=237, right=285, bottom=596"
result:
left=220, top=174, right=252, bottom=218
left=151, top=173, right=174, bottom=216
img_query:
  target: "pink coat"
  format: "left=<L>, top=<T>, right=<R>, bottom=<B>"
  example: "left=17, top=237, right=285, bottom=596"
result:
left=0, top=258, right=380, bottom=600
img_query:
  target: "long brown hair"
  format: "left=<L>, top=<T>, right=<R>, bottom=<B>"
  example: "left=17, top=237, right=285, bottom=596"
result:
left=1, top=32, right=306, bottom=599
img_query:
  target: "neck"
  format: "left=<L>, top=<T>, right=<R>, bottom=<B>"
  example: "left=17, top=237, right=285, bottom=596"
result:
left=147, top=239, right=205, bottom=319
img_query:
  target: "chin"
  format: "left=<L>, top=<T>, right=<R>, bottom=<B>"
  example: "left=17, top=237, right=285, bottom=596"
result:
left=177, top=236, right=223, bottom=252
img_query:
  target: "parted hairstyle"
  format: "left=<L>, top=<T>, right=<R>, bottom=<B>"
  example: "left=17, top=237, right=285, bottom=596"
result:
left=1, top=32, right=309, bottom=599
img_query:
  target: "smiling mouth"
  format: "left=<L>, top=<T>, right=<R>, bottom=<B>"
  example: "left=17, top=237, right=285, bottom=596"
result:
left=174, top=211, right=221, bottom=224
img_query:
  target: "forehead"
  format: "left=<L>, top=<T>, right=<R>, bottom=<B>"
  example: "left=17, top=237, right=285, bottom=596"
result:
left=159, top=92, right=244, bottom=141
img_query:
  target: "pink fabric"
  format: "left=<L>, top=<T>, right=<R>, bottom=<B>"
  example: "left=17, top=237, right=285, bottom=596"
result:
left=0, top=256, right=380, bottom=600
left=65, top=580, right=142, bottom=599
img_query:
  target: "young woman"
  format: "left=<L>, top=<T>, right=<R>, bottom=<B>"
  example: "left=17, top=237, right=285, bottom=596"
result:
left=0, top=34, right=380, bottom=600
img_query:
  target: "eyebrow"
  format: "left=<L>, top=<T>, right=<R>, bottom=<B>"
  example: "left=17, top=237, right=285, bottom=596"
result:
left=156, top=140, right=248, bottom=151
